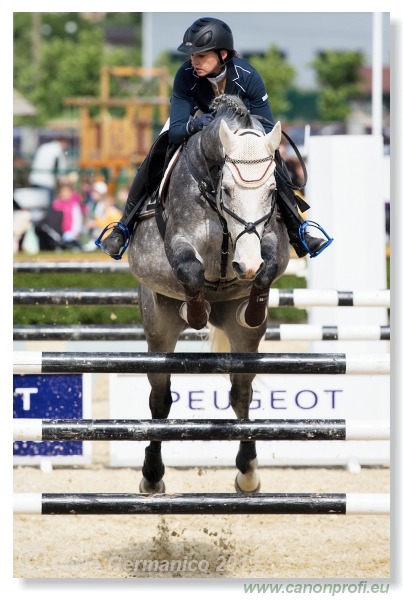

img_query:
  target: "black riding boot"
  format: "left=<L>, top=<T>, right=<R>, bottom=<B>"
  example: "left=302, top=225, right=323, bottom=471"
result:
left=100, top=159, right=149, bottom=258
left=279, top=201, right=328, bottom=258
left=99, top=132, right=172, bottom=259
left=274, top=149, right=330, bottom=258
left=276, top=180, right=328, bottom=258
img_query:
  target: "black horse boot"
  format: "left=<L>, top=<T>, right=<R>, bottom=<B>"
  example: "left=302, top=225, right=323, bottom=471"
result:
left=98, top=158, right=149, bottom=259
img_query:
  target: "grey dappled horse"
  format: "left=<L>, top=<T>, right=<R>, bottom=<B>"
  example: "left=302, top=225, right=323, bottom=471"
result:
left=128, top=95, right=290, bottom=493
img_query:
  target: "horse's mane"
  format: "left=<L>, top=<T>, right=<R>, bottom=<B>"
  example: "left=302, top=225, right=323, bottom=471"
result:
left=210, top=94, right=255, bottom=129
left=197, top=94, right=262, bottom=166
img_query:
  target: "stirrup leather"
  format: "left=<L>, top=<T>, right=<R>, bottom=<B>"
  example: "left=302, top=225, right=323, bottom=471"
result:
left=95, top=221, right=130, bottom=260
left=299, top=220, right=333, bottom=258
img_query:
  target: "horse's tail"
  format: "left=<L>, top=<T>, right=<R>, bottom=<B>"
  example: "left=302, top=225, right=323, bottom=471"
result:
left=209, top=324, right=231, bottom=353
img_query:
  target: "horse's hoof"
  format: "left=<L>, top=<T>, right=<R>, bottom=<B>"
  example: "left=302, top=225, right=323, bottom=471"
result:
left=234, top=469, right=261, bottom=493
left=139, top=477, right=166, bottom=494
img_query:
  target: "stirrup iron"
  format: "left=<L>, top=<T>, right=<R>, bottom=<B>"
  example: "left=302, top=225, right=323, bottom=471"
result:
left=299, top=220, right=333, bottom=258
left=95, top=221, right=130, bottom=260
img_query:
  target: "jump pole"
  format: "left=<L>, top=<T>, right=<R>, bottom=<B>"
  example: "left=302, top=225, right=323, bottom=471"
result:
left=13, top=418, right=390, bottom=442
left=13, top=492, right=390, bottom=515
left=13, top=323, right=390, bottom=342
left=13, top=351, right=390, bottom=375
left=13, top=288, right=390, bottom=308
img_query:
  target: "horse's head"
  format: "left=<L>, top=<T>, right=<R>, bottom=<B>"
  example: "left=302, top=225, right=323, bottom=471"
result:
left=218, top=119, right=282, bottom=280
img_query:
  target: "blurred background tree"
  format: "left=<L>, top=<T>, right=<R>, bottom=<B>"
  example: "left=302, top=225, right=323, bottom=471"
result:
left=13, top=12, right=142, bottom=125
left=13, top=14, right=367, bottom=126
left=248, top=45, right=295, bottom=118
left=311, top=50, right=365, bottom=121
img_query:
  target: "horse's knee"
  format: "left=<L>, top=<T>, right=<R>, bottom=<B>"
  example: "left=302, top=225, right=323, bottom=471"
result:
left=255, top=245, right=281, bottom=288
left=175, top=254, right=204, bottom=294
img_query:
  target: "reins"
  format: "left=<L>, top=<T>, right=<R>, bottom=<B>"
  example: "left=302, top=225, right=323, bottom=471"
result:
left=259, top=118, right=308, bottom=191
left=184, top=142, right=233, bottom=290
left=184, top=134, right=277, bottom=291
left=161, top=113, right=304, bottom=291
left=256, top=116, right=311, bottom=215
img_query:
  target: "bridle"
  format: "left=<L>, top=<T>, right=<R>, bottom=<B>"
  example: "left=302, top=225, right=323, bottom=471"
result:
left=218, top=151, right=277, bottom=248
left=184, top=133, right=277, bottom=290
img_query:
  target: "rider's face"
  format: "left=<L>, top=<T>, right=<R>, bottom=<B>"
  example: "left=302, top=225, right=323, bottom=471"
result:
left=190, top=50, right=228, bottom=76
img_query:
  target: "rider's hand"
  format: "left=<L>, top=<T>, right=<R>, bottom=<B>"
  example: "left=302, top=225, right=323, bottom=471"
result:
left=186, top=113, right=214, bottom=135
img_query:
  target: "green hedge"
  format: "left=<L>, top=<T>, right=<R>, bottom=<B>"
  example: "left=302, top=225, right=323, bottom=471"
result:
left=14, top=251, right=308, bottom=326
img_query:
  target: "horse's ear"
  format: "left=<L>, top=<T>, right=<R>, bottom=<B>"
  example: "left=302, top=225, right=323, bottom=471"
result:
left=265, top=121, right=282, bottom=154
left=219, top=119, right=236, bottom=156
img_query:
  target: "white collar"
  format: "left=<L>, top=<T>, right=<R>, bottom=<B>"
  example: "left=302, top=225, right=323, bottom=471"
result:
left=207, top=64, right=227, bottom=89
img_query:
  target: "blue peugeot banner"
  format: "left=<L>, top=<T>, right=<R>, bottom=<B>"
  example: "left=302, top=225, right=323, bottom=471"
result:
left=13, top=374, right=92, bottom=465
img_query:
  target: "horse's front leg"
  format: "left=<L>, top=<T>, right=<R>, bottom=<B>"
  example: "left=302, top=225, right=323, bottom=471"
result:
left=231, top=373, right=262, bottom=493
left=140, top=371, right=172, bottom=494
left=212, top=301, right=267, bottom=493
left=168, top=242, right=210, bottom=330
left=138, top=286, right=187, bottom=494
left=230, top=322, right=266, bottom=492
left=236, top=228, right=289, bottom=328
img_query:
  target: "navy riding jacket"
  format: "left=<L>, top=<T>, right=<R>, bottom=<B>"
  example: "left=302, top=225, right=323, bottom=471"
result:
left=168, top=56, right=275, bottom=146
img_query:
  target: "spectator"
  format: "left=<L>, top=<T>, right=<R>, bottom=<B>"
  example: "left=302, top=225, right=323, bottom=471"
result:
left=84, top=180, right=108, bottom=221
left=284, top=157, right=305, bottom=188
left=83, top=192, right=123, bottom=252
left=28, top=136, right=70, bottom=204
left=34, top=180, right=83, bottom=251
left=13, top=199, right=32, bottom=254
left=51, top=180, right=84, bottom=250
left=81, top=180, right=108, bottom=249
left=13, top=153, right=30, bottom=189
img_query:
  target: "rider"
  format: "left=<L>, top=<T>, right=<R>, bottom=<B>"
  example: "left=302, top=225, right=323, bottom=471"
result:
left=99, top=16, right=332, bottom=260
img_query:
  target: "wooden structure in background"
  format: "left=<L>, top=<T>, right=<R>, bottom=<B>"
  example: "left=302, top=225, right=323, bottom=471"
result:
left=64, top=66, right=170, bottom=190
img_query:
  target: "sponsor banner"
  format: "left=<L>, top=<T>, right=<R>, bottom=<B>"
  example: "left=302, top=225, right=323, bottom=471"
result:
left=109, top=372, right=389, bottom=467
left=13, top=374, right=92, bottom=465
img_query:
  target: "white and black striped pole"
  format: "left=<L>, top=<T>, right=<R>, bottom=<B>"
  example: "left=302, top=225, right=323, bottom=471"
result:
left=13, top=493, right=390, bottom=515
left=13, top=418, right=390, bottom=442
left=13, top=351, right=390, bottom=375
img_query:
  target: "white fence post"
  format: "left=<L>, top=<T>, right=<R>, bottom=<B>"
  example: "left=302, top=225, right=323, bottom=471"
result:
left=306, top=135, right=389, bottom=354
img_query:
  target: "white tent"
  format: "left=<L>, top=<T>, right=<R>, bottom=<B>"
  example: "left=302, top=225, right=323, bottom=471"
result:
left=13, top=89, right=37, bottom=116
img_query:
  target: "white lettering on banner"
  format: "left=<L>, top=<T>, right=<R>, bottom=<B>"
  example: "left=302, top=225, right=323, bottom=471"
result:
left=13, top=375, right=93, bottom=466
left=109, top=373, right=389, bottom=467
left=14, top=387, right=38, bottom=411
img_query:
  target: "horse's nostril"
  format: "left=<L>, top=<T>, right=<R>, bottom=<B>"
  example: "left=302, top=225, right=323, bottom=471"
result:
left=232, top=261, right=244, bottom=277
left=232, top=261, right=263, bottom=280
left=255, top=262, right=264, bottom=277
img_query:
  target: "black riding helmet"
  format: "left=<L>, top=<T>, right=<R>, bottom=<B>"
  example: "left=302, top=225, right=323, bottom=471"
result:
left=177, top=17, right=234, bottom=54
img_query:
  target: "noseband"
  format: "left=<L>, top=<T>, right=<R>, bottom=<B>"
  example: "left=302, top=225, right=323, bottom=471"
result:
left=218, top=151, right=276, bottom=248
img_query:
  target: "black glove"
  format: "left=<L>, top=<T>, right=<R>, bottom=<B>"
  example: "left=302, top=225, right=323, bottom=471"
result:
left=186, top=113, right=214, bottom=135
